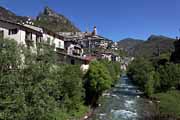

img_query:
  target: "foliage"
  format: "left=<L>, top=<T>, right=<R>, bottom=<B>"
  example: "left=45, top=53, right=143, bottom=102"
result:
left=84, top=61, right=113, bottom=106
left=127, top=58, right=155, bottom=93
left=0, top=38, right=87, bottom=120
left=127, top=57, right=180, bottom=96
left=157, top=63, right=180, bottom=92
left=127, top=56, right=180, bottom=118
left=119, top=35, right=175, bottom=57
left=0, top=38, right=121, bottom=119
left=100, top=60, right=121, bottom=84
left=153, top=91, right=180, bottom=118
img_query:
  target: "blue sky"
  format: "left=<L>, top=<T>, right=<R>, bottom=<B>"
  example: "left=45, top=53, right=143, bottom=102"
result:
left=0, top=0, right=179, bottom=41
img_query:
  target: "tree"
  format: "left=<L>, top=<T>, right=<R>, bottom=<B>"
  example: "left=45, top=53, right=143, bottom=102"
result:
left=145, top=71, right=156, bottom=96
left=84, top=61, right=112, bottom=106
left=0, top=38, right=27, bottom=119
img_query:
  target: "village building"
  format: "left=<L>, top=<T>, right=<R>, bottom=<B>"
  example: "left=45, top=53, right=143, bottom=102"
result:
left=42, top=28, right=64, bottom=52
left=0, top=19, right=42, bottom=52
left=64, top=40, right=84, bottom=57
left=0, top=19, right=119, bottom=65
left=58, top=26, right=113, bottom=54
left=0, top=19, right=65, bottom=52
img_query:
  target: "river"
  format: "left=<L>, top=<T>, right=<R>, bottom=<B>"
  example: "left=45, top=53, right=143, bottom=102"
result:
left=89, top=75, right=157, bottom=120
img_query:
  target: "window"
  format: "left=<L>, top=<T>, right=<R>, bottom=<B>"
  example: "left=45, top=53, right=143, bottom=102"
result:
left=0, top=30, right=4, bottom=38
left=8, top=28, right=18, bottom=35
left=25, top=31, right=32, bottom=40
left=36, top=35, right=42, bottom=43
left=47, top=37, right=51, bottom=44
left=58, top=41, right=61, bottom=48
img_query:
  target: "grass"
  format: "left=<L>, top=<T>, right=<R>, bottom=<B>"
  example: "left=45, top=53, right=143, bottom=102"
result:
left=152, top=90, right=180, bottom=118
left=52, top=104, right=89, bottom=120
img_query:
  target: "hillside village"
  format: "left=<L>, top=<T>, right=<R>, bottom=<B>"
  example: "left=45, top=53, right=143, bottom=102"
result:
left=0, top=6, right=134, bottom=71
left=0, top=19, right=122, bottom=63
left=0, top=6, right=175, bottom=68
left=1, top=3, right=180, bottom=120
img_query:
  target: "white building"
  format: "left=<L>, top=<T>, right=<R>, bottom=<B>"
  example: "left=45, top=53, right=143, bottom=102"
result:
left=0, top=19, right=64, bottom=52
left=0, top=19, right=42, bottom=50
left=67, top=44, right=83, bottom=57
left=42, top=28, right=64, bottom=51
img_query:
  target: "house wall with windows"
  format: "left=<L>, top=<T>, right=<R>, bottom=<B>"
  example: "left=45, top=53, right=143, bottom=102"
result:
left=0, top=20, right=42, bottom=50
left=0, top=21, right=26, bottom=45
left=43, top=33, right=64, bottom=51
left=54, top=37, right=64, bottom=50
left=0, top=20, right=64, bottom=53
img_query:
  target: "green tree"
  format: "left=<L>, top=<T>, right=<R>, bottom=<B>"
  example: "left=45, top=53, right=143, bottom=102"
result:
left=84, top=61, right=112, bottom=106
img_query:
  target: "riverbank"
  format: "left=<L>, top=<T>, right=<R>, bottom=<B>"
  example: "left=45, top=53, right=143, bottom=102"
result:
left=149, top=91, right=180, bottom=120
left=87, top=75, right=157, bottom=120
left=127, top=57, right=180, bottom=120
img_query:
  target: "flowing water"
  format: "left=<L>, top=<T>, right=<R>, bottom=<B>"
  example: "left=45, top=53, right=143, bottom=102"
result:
left=89, top=75, right=157, bottom=120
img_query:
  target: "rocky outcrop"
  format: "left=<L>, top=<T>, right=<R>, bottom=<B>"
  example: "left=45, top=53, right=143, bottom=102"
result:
left=35, top=7, right=80, bottom=32
left=0, top=6, right=80, bottom=32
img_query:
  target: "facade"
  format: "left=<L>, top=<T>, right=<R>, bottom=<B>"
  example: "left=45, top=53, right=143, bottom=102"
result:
left=58, top=27, right=113, bottom=54
left=0, top=19, right=64, bottom=52
left=0, top=19, right=42, bottom=52
left=0, top=19, right=119, bottom=65
left=0, top=19, right=89, bottom=65
left=64, top=40, right=84, bottom=57
left=42, top=28, right=64, bottom=51
left=67, top=44, right=83, bottom=56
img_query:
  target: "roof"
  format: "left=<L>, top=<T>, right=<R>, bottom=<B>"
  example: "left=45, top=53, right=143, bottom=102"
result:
left=42, top=27, right=64, bottom=40
left=0, top=19, right=65, bottom=40
left=84, top=55, right=97, bottom=62
left=58, top=31, right=112, bottom=42
left=0, top=19, right=42, bottom=36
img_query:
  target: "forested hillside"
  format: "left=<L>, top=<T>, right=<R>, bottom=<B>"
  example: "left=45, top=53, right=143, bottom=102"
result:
left=118, top=35, right=175, bottom=57
left=127, top=39, right=180, bottom=119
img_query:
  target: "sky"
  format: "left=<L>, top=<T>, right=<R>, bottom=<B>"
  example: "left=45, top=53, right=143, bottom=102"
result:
left=0, top=0, right=180, bottom=41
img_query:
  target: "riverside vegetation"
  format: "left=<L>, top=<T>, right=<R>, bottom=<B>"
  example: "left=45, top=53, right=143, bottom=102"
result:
left=127, top=52, right=180, bottom=119
left=0, top=38, right=121, bottom=120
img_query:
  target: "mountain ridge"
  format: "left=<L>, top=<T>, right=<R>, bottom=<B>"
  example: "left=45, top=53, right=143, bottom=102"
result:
left=117, top=35, right=175, bottom=57
left=34, top=6, right=80, bottom=32
left=0, top=6, right=80, bottom=32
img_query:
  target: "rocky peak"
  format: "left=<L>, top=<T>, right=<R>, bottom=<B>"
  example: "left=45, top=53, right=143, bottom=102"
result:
left=43, top=6, right=57, bottom=17
left=0, top=6, right=80, bottom=32
left=35, top=6, right=80, bottom=32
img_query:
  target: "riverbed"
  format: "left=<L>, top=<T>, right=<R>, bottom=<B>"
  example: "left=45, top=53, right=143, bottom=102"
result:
left=89, top=75, right=157, bottom=120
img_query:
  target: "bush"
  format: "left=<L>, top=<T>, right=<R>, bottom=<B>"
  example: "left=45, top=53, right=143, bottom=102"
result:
left=84, top=61, right=112, bottom=106
left=153, top=91, right=180, bottom=118
left=127, top=57, right=180, bottom=118
left=100, top=60, right=121, bottom=84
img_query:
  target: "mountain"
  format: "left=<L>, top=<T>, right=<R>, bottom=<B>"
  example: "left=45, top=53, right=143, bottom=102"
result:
left=0, top=6, right=80, bottom=32
left=118, top=35, right=175, bottom=57
left=34, top=7, right=80, bottom=32
left=133, top=35, right=175, bottom=57
left=117, top=38, right=144, bottom=55
left=0, top=6, right=28, bottom=22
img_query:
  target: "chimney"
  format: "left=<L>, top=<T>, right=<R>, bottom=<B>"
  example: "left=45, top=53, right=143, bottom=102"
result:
left=92, top=26, right=97, bottom=36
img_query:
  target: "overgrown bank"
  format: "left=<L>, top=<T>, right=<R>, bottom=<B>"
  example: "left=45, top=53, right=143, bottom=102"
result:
left=0, top=38, right=121, bottom=120
left=127, top=57, right=180, bottom=119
